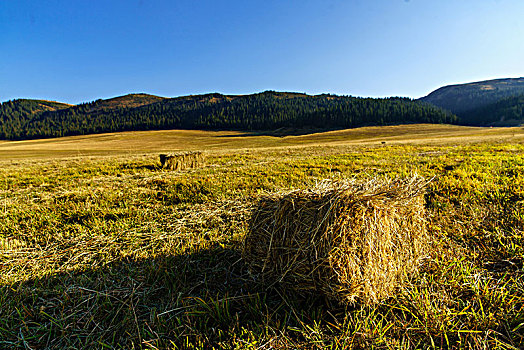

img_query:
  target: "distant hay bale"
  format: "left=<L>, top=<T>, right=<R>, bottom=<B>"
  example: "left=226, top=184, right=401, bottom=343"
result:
left=159, top=151, right=204, bottom=170
left=242, top=176, right=429, bottom=305
left=0, top=236, right=24, bottom=250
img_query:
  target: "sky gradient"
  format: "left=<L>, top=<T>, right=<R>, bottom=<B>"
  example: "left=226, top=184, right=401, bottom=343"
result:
left=1, top=0, right=523, bottom=104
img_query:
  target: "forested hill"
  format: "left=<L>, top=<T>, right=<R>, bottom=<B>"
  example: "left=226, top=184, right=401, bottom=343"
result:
left=460, top=94, right=524, bottom=126
left=419, top=77, right=524, bottom=115
left=0, top=91, right=457, bottom=140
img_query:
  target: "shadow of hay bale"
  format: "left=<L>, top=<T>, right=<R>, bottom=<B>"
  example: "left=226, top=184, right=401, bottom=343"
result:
left=160, top=151, right=205, bottom=171
left=3, top=247, right=259, bottom=348
left=243, top=176, right=430, bottom=305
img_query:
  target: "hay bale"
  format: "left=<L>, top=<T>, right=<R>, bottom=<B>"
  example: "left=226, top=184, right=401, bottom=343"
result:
left=159, top=151, right=204, bottom=170
left=242, top=177, right=429, bottom=305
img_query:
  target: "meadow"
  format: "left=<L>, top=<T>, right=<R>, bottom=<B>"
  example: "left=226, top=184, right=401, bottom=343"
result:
left=0, top=124, right=523, bottom=349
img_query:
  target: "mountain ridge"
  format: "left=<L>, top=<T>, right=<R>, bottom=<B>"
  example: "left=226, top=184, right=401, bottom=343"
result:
left=86, top=93, right=166, bottom=111
left=5, top=76, right=524, bottom=141
left=0, top=91, right=456, bottom=140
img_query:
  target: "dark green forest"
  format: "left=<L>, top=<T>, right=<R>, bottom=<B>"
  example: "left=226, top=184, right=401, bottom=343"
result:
left=0, top=92, right=456, bottom=140
left=419, top=77, right=524, bottom=115
left=460, top=94, right=524, bottom=126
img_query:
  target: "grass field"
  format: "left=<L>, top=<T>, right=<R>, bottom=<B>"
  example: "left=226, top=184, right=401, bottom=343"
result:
left=1, top=124, right=522, bottom=159
left=1, top=124, right=523, bottom=349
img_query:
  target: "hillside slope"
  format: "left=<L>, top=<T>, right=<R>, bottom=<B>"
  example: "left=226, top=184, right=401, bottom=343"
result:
left=0, top=91, right=456, bottom=140
left=460, top=94, right=524, bottom=126
left=419, top=77, right=524, bottom=115
left=86, top=93, right=165, bottom=112
left=0, top=99, right=73, bottom=140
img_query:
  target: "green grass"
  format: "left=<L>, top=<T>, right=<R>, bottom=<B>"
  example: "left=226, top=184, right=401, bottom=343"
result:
left=0, top=128, right=524, bottom=348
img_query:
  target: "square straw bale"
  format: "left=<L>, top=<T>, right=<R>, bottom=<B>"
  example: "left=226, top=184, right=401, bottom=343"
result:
left=160, top=151, right=205, bottom=170
left=242, top=177, right=429, bottom=305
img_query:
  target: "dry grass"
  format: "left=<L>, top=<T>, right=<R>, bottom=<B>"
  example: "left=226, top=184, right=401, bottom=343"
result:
left=0, top=130, right=523, bottom=348
left=243, top=176, right=429, bottom=305
left=91, top=93, right=165, bottom=111
left=1, top=124, right=523, bottom=160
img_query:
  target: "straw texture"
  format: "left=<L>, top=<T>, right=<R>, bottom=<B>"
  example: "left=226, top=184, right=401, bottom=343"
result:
left=160, top=152, right=204, bottom=170
left=243, top=177, right=429, bottom=305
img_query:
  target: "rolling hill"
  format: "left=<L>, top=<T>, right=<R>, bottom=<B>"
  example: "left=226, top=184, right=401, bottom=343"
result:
left=85, top=93, right=166, bottom=112
left=0, top=91, right=456, bottom=140
left=4, top=77, right=524, bottom=140
left=419, top=77, right=524, bottom=116
left=0, top=99, right=71, bottom=118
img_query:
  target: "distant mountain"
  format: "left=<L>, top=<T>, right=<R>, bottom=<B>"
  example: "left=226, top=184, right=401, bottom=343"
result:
left=0, top=91, right=456, bottom=140
left=419, top=78, right=524, bottom=115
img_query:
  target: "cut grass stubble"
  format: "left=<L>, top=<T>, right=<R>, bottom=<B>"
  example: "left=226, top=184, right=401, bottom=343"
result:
left=0, top=135, right=523, bottom=348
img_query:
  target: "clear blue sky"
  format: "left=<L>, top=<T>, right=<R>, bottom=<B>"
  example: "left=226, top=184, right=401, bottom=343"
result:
left=1, top=0, right=523, bottom=104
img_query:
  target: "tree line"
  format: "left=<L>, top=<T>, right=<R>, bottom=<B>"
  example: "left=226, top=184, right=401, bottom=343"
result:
left=0, top=91, right=458, bottom=140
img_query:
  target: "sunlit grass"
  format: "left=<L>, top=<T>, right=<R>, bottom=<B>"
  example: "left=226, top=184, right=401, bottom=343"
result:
left=0, top=130, right=523, bottom=348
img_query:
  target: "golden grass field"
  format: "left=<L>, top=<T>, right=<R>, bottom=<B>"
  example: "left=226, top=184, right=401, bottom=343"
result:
left=1, top=124, right=523, bottom=349
left=1, top=124, right=522, bottom=160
